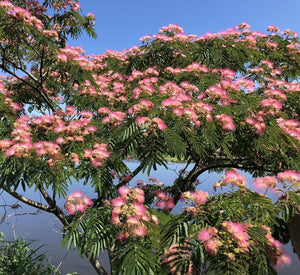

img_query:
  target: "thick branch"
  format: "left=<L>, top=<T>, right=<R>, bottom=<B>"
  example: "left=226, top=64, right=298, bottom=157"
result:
left=116, top=161, right=144, bottom=189
left=2, top=187, right=54, bottom=213
left=172, top=156, right=279, bottom=204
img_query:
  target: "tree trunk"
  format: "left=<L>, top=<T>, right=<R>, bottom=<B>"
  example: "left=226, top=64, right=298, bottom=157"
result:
left=288, top=213, right=300, bottom=260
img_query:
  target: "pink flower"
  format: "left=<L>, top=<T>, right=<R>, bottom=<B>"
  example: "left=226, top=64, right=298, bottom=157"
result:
left=64, top=191, right=93, bottom=215
left=133, top=202, right=147, bottom=216
left=260, top=98, right=282, bottom=110
left=222, top=221, right=249, bottom=249
left=118, top=186, right=130, bottom=198
left=198, top=227, right=217, bottom=242
left=133, top=226, right=147, bottom=237
left=215, top=114, right=235, bottom=131
left=80, top=110, right=94, bottom=118
left=116, top=231, right=129, bottom=241
left=140, top=35, right=152, bottom=41
left=153, top=191, right=174, bottom=211
left=193, top=190, right=209, bottom=204
left=152, top=117, right=167, bottom=130
left=131, top=187, right=144, bottom=202
left=111, top=197, right=126, bottom=207
left=0, top=1, right=14, bottom=10
left=136, top=116, right=150, bottom=125
left=254, top=176, right=278, bottom=190
left=127, top=216, right=140, bottom=225
left=205, top=238, right=220, bottom=256
left=236, top=22, right=251, bottom=30
left=151, top=215, right=159, bottom=224
left=223, top=169, right=247, bottom=187
left=277, top=170, right=300, bottom=183
left=86, top=13, right=95, bottom=20
left=267, top=25, right=280, bottom=32
left=102, top=111, right=126, bottom=124
left=161, top=97, right=182, bottom=108
left=276, top=253, right=292, bottom=267
left=97, top=107, right=110, bottom=114
left=182, top=190, right=209, bottom=205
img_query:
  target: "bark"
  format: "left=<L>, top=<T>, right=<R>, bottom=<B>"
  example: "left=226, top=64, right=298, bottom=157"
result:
left=288, top=213, right=300, bottom=260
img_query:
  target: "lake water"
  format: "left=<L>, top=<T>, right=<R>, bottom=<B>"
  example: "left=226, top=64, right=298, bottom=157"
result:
left=0, top=161, right=300, bottom=274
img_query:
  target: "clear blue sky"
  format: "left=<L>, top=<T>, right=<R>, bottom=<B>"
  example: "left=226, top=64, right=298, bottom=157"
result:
left=72, top=0, right=300, bottom=55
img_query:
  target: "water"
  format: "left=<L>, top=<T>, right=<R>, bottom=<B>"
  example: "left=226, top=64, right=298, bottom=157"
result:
left=0, top=161, right=300, bottom=274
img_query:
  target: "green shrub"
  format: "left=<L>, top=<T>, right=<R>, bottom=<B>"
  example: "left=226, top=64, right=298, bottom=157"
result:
left=0, top=232, right=59, bottom=275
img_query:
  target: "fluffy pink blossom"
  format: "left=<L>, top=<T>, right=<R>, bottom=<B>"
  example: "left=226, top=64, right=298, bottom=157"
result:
left=136, top=116, right=150, bottom=125
left=222, top=221, right=250, bottom=250
left=245, top=115, right=266, bottom=135
left=119, top=186, right=131, bottom=198
left=215, top=114, right=235, bottom=131
left=223, top=169, right=247, bottom=187
left=254, top=176, right=278, bottom=190
left=64, top=191, right=93, bottom=215
left=260, top=98, right=282, bottom=110
left=267, top=25, right=280, bottom=32
left=110, top=186, right=158, bottom=239
left=205, top=238, right=220, bottom=256
left=83, top=143, right=110, bottom=167
left=277, top=170, right=300, bottom=183
left=133, top=226, right=147, bottom=237
left=153, top=190, right=174, bottom=211
left=181, top=190, right=209, bottom=205
left=198, top=227, right=217, bottom=242
left=276, top=253, right=292, bottom=267
left=236, top=22, right=251, bottom=30
left=116, top=231, right=129, bottom=241
left=102, top=111, right=126, bottom=124
left=80, top=110, right=94, bottom=118
left=152, top=117, right=167, bottom=130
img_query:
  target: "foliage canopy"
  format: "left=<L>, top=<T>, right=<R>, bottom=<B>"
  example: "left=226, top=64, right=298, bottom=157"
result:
left=1, top=1, right=300, bottom=274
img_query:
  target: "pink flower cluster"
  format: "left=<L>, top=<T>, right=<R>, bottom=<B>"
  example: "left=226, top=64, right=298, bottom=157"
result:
left=197, top=227, right=220, bottom=256
left=222, top=221, right=250, bottom=252
left=263, top=226, right=291, bottom=267
left=64, top=191, right=93, bottom=215
left=180, top=190, right=209, bottom=216
left=181, top=190, right=209, bottom=205
left=277, top=170, right=300, bottom=184
left=253, top=170, right=300, bottom=194
left=152, top=190, right=174, bottom=211
left=0, top=1, right=43, bottom=31
left=0, top=103, right=110, bottom=167
left=215, top=114, right=235, bottom=132
left=135, top=116, right=167, bottom=131
left=83, top=143, right=110, bottom=167
left=254, top=176, right=278, bottom=190
left=278, top=119, right=300, bottom=141
left=111, top=186, right=158, bottom=241
left=245, top=114, right=266, bottom=135
left=196, top=222, right=291, bottom=266
left=57, top=46, right=95, bottom=70
left=215, top=169, right=247, bottom=189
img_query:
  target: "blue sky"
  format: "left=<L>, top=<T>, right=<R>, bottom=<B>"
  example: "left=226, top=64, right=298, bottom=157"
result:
left=71, top=0, right=300, bottom=55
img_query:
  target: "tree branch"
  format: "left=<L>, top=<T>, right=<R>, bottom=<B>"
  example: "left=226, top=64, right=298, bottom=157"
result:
left=116, top=161, right=144, bottom=189
left=172, top=156, right=279, bottom=205
left=1, top=186, right=54, bottom=213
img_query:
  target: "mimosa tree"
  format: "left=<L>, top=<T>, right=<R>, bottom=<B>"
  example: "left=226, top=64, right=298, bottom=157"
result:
left=1, top=1, right=300, bottom=274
